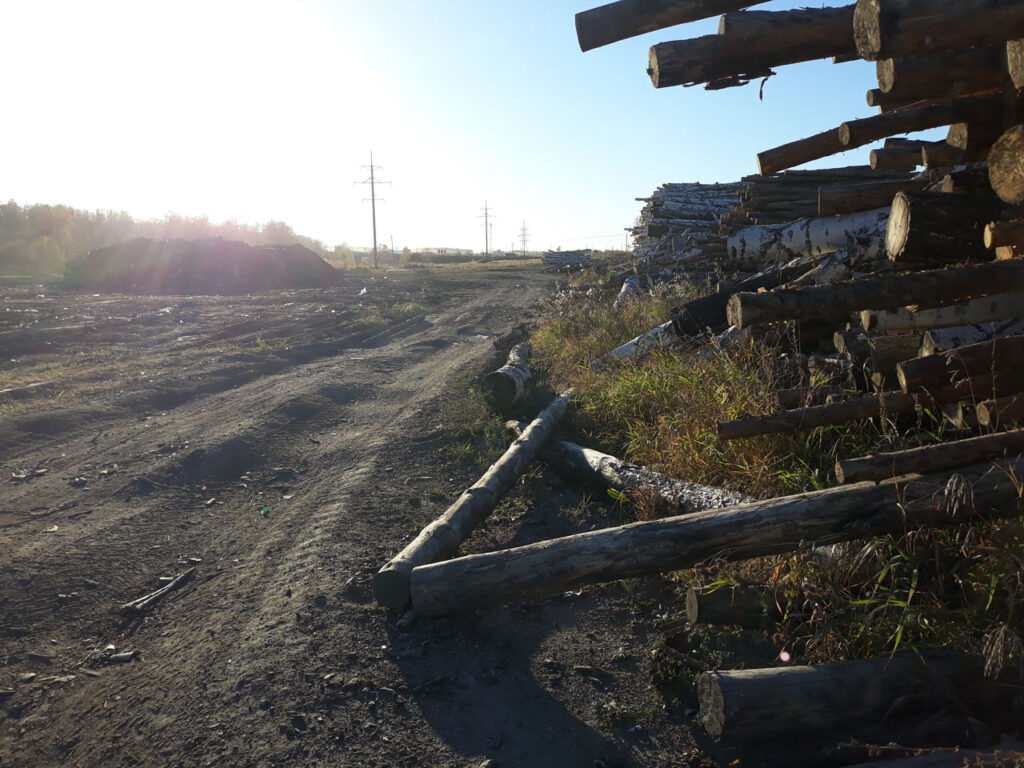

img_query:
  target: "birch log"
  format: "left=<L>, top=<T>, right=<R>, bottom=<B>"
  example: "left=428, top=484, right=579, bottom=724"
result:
left=592, top=322, right=679, bottom=369
left=483, top=343, right=533, bottom=410
left=861, top=292, right=1024, bottom=332
left=836, top=428, right=1024, bottom=483
left=612, top=275, right=643, bottom=309
left=575, top=0, right=771, bottom=52
left=726, top=208, right=888, bottom=263
left=727, top=260, right=1024, bottom=328
left=853, top=0, right=1024, bottom=61
left=373, top=389, right=575, bottom=610
left=408, top=457, right=1024, bottom=616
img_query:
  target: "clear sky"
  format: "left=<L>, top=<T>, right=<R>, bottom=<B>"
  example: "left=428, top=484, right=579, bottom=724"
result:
left=2, top=1, right=935, bottom=252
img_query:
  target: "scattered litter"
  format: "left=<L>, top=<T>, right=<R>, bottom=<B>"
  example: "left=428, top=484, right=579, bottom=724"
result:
left=261, top=508, right=269, bottom=517
left=44, top=525, right=59, bottom=533
left=121, top=567, right=196, bottom=613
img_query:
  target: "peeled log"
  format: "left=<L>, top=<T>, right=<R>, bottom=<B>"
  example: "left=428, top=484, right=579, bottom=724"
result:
left=862, top=292, right=1024, bottom=332
left=698, top=650, right=983, bottom=742
left=886, top=190, right=1009, bottom=264
left=726, top=208, right=887, bottom=264
left=373, top=389, right=575, bottom=610
left=988, top=124, right=1024, bottom=204
left=575, top=0, right=770, bottom=52
left=838, top=93, right=1004, bottom=150
left=483, top=343, right=532, bottom=409
left=648, top=5, right=855, bottom=88
left=727, top=260, right=1024, bottom=329
left=853, top=0, right=1024, bottom=61
left=408, top=457, right=1024, bottom=616
left=897, top=335, right=1024, bottom=391
left=836, top=427, right=1024, bottom=483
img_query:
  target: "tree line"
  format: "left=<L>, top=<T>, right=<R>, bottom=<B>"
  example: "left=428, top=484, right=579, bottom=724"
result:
left=0, top=200, right=325, bottom=276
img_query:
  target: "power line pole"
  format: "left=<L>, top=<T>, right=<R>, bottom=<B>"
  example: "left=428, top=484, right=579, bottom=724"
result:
left=519, top=221, right=529, bottom=257
left=478, top=201, right=494, bottom=257
left=357, top=152, right=390, bottom=268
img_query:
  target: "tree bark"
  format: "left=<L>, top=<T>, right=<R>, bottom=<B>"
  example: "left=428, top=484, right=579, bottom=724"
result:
left=870, top=144, right=923, bottom=170
left=920, top=140, right=965, bottom=169
left=612, top=275, right=644, bottom=310
left=757, top=129, right=849, bottom=176
left=853, top=0, right=1024, bottom=61
left=727, top=260, right=1024, bottom=329
left=774, top=384, right=847, bottom=410
left=886, top=190, right=1009, bottom=264
left=726, top=208, right=888, bottom=264
left=817, top=176, right=933, bottom=216
left=865, top=333, right=922, bottom=373
left=942, top=164, right=993, bottom=194
left=373, top=389, right=575, bottom=610
left=408, top=457, right=1024, bottom=616
left=698, top=650, right=983, bottom=741
left=838, top=93, right=1004, bottom=150
left=897, top=335, right=1024, bottom=391
left=875, top=45, right=1010, bottom=102
left=988, top=124, right=1024, bottom=204
left=862, top=293, right=1024, bottom=332
left=592, top=322, right=679, bottom=369
left=984, top=219, right=1024, bottom=249
left=575, top=0, right=771, bottom=52
left=483, top=343, right=533, bottom=410
left=836, top=427, right=1024, bottom=482
left=648, top=5, right=855, bottom=88
left=686, top=584, right=779, bottom=628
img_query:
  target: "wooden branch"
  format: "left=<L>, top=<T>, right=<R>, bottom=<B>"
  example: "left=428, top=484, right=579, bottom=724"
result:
left=727, top=260, right=1024, bottom=329
left=897, top=335, right=1024, bottom=391
left=373, top=389, right=575, bottom=610
left=886, top=190, right=1009, bottom=264
left=837, top=428, right=1024, bottom=483
left=408, top=457, right=1024, bottom=616
left=838, top=93, right=1004, bottom=150
left=698, top=650, right=983, bottom=741
left=575, top=0, right=770, bottom=52
left=648, top=5, right=855, bottom=88
left=854, top=0, right=1024, bottom=61
left=988, top=124, right=1024, bottom=204
left=817, top=176, right=933, bottom=216
left=861, top=293, right=1024, bottom=332
left=121, top=568, right=196, bottom=612
left=483, top=343, right=532, bottom=410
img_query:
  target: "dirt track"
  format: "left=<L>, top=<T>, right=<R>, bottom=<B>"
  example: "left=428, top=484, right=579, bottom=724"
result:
left=0, top=267, right=699, bottom=768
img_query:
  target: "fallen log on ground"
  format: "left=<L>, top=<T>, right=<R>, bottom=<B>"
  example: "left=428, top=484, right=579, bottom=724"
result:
left=122, top=568, right=196, bottom=613
left=373, top=389, right=575, bottom=610
left=836, top=427, right=1024, bottom=483
left=648, top=5, right=855, bottom=88
left=853, top=0, right=1024, bottom=61
left=574, top=0, right=771, bottom=52
left=686, top=584, right=779, bottom=629
left=861, top=292, right=1024, bottom=332
left=886, top=190, right=1008, bottom=264
left=612, top=275, right=643, bottom=309
left=897, top=335, right=1024, bottom=392
left=592, top=321, right=679, bottom=369
left=698, top=650, right=982, bottom=742
left=988, top=124, right=1024, bottom=204
left=483, top=343, right=533, bottom=410
left=774, top=384, right=847, bottom=410
left=407, top=457, right=1024, bottom=616
left=719, top=370, right=1024, bottom=440
left=727, top=259, right=1024, bottom=328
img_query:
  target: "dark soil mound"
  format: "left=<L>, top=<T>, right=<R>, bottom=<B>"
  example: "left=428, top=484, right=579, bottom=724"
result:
left=65, top=237, right=341, bottom=294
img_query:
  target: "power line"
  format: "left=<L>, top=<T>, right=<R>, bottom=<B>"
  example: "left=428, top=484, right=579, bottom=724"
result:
left=519, top=220, right=529, bottom=257
left=356, top=151, right=390, bottom=268
left=478, top=201, right=494, bottom=256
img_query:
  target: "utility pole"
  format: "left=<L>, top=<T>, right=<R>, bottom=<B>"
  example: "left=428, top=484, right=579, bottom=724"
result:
left=357, top=152, right=389, bottom=268
left=519, top=221, right=529, bottom=258
left=478, top=201, right=494, bottom=257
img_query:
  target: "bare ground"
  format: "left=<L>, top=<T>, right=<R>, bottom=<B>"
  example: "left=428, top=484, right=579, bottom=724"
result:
left=0, top=267, right=707, bottom=768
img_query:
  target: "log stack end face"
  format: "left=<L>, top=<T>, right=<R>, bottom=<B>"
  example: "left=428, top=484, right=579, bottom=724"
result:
left=989, top=123, right=1024, bottom=204
left=697, top=672, right=727, bottom=737
left=852, top=0, right=884, bottom=61
left=885, top=190, right=911, bottom=259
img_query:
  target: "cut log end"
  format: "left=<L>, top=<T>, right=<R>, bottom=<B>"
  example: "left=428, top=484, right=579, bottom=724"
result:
left=697, top=673, right=727, bottom=738
left=876, top=57, right=895, bottom=92
left=989, top=124, right=1024, bottom=205
left=886, top=191, right=911, bottom=259
left=1008, top=39, right=1024, bottom=90
left=648, top=46, right=663, bottom=88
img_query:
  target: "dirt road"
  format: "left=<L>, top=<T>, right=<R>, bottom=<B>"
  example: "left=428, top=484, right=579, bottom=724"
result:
left=1, top=267, right=696, bottom=768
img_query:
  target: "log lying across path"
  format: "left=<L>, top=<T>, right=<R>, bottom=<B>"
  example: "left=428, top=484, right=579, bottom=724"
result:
left=574, top=0, right=770, bottom=52
left=836, top=427, right=1024, bottom=483
left=408, top=457, right=1024, bottom=616
left=727, top=259, right=1024, bottom=328
left=483, top=343, right=533, bottom=409
left=373, top=389, right=575, bottom=610
left=698, top=649, right=982, bottom=742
